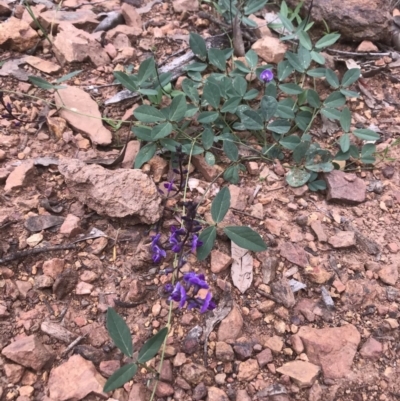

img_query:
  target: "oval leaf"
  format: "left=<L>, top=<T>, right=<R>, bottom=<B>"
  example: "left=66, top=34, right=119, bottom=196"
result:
left=103, top=364, right=137, bottom=393
left=138, top=327, right=168, bottom=363
left=168, top=95, right=187, bottom=122
left=339, top=133, right=350, bottom=153
left=353, top=129, right=380, bottom=141
left=197, top=226, right=217, bottom=260
left=133, top=105, right=166, bottom=123
left=134, top=143, right=157, bottom=169
left=341, top=68, right=361, bottom=88
left=189, top=32, right=207, bottom=59
left=224, top=226, right=267, bottom=252
left=286, top=168, right=311, bottom=187
left=211, top=187, right=231, bottom=223
left=106, top=307, right=132, bottom=357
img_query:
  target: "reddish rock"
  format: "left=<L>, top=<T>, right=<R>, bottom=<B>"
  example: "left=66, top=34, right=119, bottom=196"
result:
left=378, top=264, right=399, bottom=286
left=15, top=280, right=32, bottom=299
left=264, top=335, right=284, bottom=354
left=153, top=381, right=174, bottom=397
left=265, top=218, right=282, bottom=236
left=328, top=231, right=356, bottom=248
left=211, top=250, right=233, bottom=273
left=121, top=3, right=142, bottom=27
left=0, top=17, right=39, bottom=52
left=298, top=324, right=361, bottom=379
left=59, top=214, right=82, bottom=237
left=256, top=348, right=273, bottom=367
left=99, top=360, right=120, bottom=377
left=215, top=341, right=234, bottom=362
left=128, top=383, right=147, bottom=401
left=24, top=56, right=61, bottom=74
left=75, top=281, right=93, bottom=295
left=304, top=265, right=332, bottom=284
left=237, top=358, right=259, bottom=381
left=277, top=360, right=320, bottom=388
left=309, top=380, right=323, bottom=401
left=251, top=36, right=287, bottom=63
left=324, top=170, right=366, bottom=204
left=4, top=363, right=25, bottom=384
left=229, top=185, right=247, bottom=211
left=192, top=155, right=219, bottom=181
left=310, top=221, right=327, bottom=242
left=80, top=322, right=109, bottom=347
left=173, top=0, right=199, bottom=12
left=1, top=335, right=53, bottom=371
left=181, top=363, right=207, bottom=385
left=4, top=160, right=35, bottom=192
left=42, top=258, right=65, bottom=279
left=121, top=141, right=140, bottom=169
left=280, top=242, right=308, bottom=268
left=207, top=387, right=229, bottom=401
left=217, top=305, right=243, bottom=341
left=290, top=334, right=304, bottom=354
left=360, top=337, right=383, bottom=360
left=38, top=9, right=98, bottom=31
left=48, top=355, right=106, bottom=400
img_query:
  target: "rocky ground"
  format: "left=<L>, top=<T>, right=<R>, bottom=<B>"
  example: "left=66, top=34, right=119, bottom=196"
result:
left=1, top=0, right=400, bottom=401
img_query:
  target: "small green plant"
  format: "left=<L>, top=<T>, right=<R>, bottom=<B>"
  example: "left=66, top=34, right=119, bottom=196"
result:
left=103, top=308, right=168, bottom=392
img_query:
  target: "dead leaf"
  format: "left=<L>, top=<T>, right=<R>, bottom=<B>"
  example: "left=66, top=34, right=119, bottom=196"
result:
left=231, top=241, right=253, bottom=294
left=24, top=215, right=65, bottom=232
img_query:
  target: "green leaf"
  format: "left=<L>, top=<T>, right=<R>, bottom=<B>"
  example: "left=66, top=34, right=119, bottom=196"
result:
left=305, top=162, right=334, bottom=172
left=353, top=129, right=380, bottom=141
left=103, top=364, right=137, bottom=393
left=185, top=105, right=198, bottom=118
left=341, top=68, right=361, bottom=88
left=307, top=68, right=326, bottom=77
left=293, top=141, right=310, bottom=163
left=205, top=151, right=215, bottom=165
left=361, top=143, right=376, bottom=156
left=244, top=0, right=268, bottom=14
left=202, top=128, right=214, bottom=150
left=184, top=62, right=207, bottom=72
left=340, top=107, right=351, bottom=132
left=321, top=107, right=342, bottom=120
left=298, top=45, right=312, bottom=70
left=28, top=76, right=65, bottom=90
left=138, top=327, right=168, bottom=363
left=267, top=119, right=291, bottom=134
left=280, top=135, right=301, bottom=150
left=211, top=187, right=231, bottom=223
left=203, top=81, right=221, bottom=109
left=278, top=12, right=294, bottom=33
left=339, top=133, right=350, bottom=152
left=106, top=308, right=132, bottom=357
left=189, top=32, right=207, bottom=59
left=55, top=70, right=83, bottom=83
left=168, top=95, right=187, bottom=122
left=307, top=89, right=320, bottom=108
left=277, top=103, right=295, bottom=119
left=310, top=51, right=325, bottom=65
left=325, top=69, right=339, bottom=89
left=298, top=31, right=312, bottom=50
left=138, top=88, right=158, bottom=96
left=277, top=60, right=294, bottom=81
left=197, top=111, right=219, bottom=124
left=286, top=52, right=304, bottom=72
left=134, top=143, right=157, bottom=168
left=224, top=165, right=239, bottom=184
left=323, top=92, right=346, bottom=108
left=243, top=89, right=259, bottom=100
left=137, top=57, right=155, bottom=84
left=279, top=83, right=303, bottom=95
left=340, top=89, right=359, bottom=98
left=208, top=48, right=226, bottom=71
left=182, top=79, right=199, bottom=103
left=295, top=111, right=312, bottom=131
left=241, top=109, right=264, bottom=130
left=133, top=125, right=152, bottom=141
left=261, top=96, right=278, bottom=121
left=197, top=226, right=217, bottom=260
left=151, top=122, right=172, bottom=140
left=232, top=76, right=247, bottom=97
left=308, top=180, right=327, bottom=191
left=224, top=226, right=267, bottom=252
left=133, top=105, right=166, bottom=123
left=223, top=140, right=238, bottom=161
left=286, top=168, right=311, bottom=187
left=315, top=33, right=341, bottom=50
left=360, top=155, right=375, bottom=164
left=245, top=49, right=258, bottom=69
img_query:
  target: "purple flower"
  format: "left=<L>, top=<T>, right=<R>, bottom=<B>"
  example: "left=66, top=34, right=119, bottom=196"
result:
left=183, top=272, right=209, bottom=290
left=169, top=282, right=187, bottom=308
left=164, top=283, right=174, bottom=293
left=151, top=234, right=166, bottom=264
left=200, top=292, right=216, bottom=313
left=164, top=179, right=175, bottom=195
left=190, top=235, right=203, bottom=253
left=260, top=69, right=274, bottom=83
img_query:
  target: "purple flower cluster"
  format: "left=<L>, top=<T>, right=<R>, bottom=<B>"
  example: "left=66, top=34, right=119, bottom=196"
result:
left=165, top=272, right=216, bottom=313
left=260, top=69, right=274, bottom=83
left=151, top=233, right=166, bottom=263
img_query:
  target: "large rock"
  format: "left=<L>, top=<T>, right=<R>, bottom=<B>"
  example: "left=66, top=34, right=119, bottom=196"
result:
left=38, top=9, right=98, bottom=32
left=251, top=36, right=287, bottom=64
left=0, top=17, right=39, bottom=52
left=48, top=354, right=106, bottom=400
left=1, top=335, right=54, bottom=371
left=53, top=23, right=110, bottom=67
left=217, top=305, right=243, bottom=341
left=325, top=170, right=366, bottom=204
left=58, top=159, right=163, bottom=224
left=55, top=86, right=112, bottom=146
left=285, top=0, right=391, bottom=42
left=276, top=360, right=320, bottom=388
left=298, top=324, right=360, bottom=379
